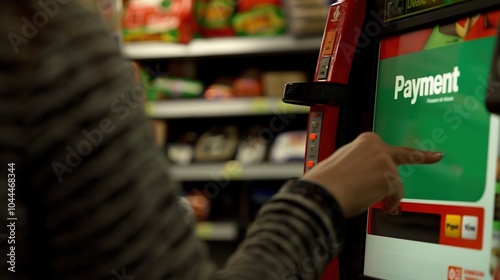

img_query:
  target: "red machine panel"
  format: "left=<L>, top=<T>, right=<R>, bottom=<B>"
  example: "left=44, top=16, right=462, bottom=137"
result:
left=306, top=0, right=366, bottom=172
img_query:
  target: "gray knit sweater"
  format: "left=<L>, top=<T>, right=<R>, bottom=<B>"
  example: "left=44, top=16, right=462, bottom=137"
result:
left=0, top=2, right=344, bottom=279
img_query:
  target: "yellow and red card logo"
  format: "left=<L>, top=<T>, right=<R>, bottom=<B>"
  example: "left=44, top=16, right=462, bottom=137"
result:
left=448, top=266, right=462, bottom=280
left=445, top=215, right=461, bottom=238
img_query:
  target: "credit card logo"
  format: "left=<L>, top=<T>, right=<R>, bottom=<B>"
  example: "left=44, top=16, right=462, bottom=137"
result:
left=445, top=215, right=461, bottom=238
left=461, top=215, right=478, bottom=240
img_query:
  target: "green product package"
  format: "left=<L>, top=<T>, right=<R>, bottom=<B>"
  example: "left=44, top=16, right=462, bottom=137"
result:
left=232, top=5, right=285, bottom=36
left=200, top=0, right=236, bottom=29
left=148, top=77, right=204, bottom=100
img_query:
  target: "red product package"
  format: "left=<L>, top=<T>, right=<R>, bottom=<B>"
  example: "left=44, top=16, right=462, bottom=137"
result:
left=237, top=0, right=280, bottom=12
left=123, top=0, right=194, bottom=43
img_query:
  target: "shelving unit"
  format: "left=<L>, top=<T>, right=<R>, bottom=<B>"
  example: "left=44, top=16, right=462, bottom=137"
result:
left=123, top=35, right=322, bottom=59
left=170, top=162, right=303, bottom=181
left=127, top=34, right=318, bottom=264
left=196, top=221, right=239, bottom=241
left=145, top=97, right=309, bottom=119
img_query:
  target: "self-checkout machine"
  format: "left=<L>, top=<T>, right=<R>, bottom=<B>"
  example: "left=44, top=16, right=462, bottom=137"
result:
left=283, top=0, right=500, bottom=279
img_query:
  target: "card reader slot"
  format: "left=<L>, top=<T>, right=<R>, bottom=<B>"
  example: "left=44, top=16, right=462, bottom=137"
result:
left=370, top=209, right=441, bottom=244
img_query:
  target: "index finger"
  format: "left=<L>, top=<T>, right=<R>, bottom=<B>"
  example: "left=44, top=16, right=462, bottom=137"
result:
left=389, top=146, right=444, bottom=165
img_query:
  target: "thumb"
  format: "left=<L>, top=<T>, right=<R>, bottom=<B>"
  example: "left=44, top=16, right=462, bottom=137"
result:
left=382, top=194, right=402, bottom=215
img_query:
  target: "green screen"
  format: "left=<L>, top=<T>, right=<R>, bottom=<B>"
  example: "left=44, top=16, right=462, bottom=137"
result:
left=374, top=37, right=494, bottom=202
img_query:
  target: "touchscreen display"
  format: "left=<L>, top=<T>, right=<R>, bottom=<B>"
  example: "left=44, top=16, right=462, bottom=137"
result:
left=365, top=10, right=500, bottom=280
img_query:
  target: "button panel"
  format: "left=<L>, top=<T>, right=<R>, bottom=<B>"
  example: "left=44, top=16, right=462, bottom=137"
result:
left=322, top=30, right=337, bottom=56
left=461, top=215, right=478, bottom=240
left=445, top=214, right=461, bottom=238
left=305, top=111, right=323, bottom=172
left=318, top=57, right=331, bottom=80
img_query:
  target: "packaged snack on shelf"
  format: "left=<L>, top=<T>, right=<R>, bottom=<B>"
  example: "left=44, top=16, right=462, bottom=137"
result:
left=236, top=125, right=268, bottom=165
left=149, top=76, right=204, bottom=99
left=167, top=131, right=198, bottom=165
left=232, top=3, right=285, bottom=36
left=237, top=0, right=281, bottom=12
left=195, top=0, right=237, bottom=37
left=261, top=71, right=307, bottom=96
left=185, top=191, right=211, bottom=221
left=204, top=78, right=234, bottom=100
left=269, top=130, right=307, bottom=163
left=282, top=0, right=330, bottom=37
left=194, top=125, right=239, bottom=162
left=232, top=68, right=263, bottom=97
left=122, top=0, right=195, bottom=43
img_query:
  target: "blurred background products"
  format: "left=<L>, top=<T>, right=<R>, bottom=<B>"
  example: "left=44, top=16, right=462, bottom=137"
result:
left=269, top=130, right=307, bottom=163
left=186, top=190, right=212, bottom=221
left=193, top=0, right=286, bottom=38
left=163, top=124, right=307, bottom=165
left=81, top=0, right=319, bottom=267
left=120, top=0, right=322, bottom=42
left=149, top=76, right=204, bottom=99
left=235, top=126, right=268, bottom=165
left=137, top=63, right=308, bottom=101
left=167, top=131, right=198, bottom=165
left=87, top=0, right=332, bottom=43
left=195, top=0, right=237, bottom=37
left=282, top=0, right=330, bottom=37
left=204, top=78, right=234, bottom=99
left=262, top=71, right=307, bottom=96
left=231, top=1, right=285, bottom=36
left=231, top=68, right=263, bottom=98
left=194, top=125, right=239, bottom=162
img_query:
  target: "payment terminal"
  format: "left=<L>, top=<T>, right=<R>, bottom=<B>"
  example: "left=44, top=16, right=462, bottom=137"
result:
left=283, top=0, right=500, bottom=279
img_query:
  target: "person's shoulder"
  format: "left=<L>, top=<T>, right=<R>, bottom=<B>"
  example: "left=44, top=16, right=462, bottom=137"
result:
left=1, top=1, right=117, bottom=58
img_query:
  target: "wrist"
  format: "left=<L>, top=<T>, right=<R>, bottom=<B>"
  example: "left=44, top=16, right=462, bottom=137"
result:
left=281, top=179, right=347, bottom=247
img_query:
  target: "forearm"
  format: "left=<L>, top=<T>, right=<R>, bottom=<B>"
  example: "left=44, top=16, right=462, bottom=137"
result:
left=217, top=180, right=344, bottom=280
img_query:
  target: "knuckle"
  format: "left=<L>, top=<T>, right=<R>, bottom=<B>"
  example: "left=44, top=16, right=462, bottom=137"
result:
left=380, top=155, right=397, bottom=173
left=372, top=143, right=386, bottom=154
left=409, top=149, right=426, bottom=163
left=358, top=132, right=379, bottom=142
left=372, top=145, right=390, bottom=161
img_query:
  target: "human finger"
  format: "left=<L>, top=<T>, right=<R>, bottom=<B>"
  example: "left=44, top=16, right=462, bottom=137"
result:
left=389, top=147, right=444, bottom=165
left=382, top=194, right=402, bottom=215
left=381, top=162, right=404, bottom=214
left=381, top=177, right=403, bottom=215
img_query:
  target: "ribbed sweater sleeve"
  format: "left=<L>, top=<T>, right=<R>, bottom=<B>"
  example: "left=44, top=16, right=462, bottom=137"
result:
left=0, top=2, right=345, bottom=279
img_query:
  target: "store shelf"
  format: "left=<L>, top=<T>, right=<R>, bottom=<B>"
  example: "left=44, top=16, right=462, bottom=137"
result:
left=196, top=221, right=239, bottom=241
left=123, top=35, right=322, bottom=59
left=146, top=97, right=309, bottom=119
left=170, top=162, right=303, bottom=181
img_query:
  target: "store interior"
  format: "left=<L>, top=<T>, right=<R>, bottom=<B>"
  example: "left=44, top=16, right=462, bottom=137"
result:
left=86, top=0, right=333, bottom=265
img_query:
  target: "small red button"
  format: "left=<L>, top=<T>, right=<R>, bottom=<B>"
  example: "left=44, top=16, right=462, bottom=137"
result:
left=307, top=161, right=315, bottom=168
left=310, top=133, right=317, bottom=140
left=313, top=112, right=319, bottom=117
